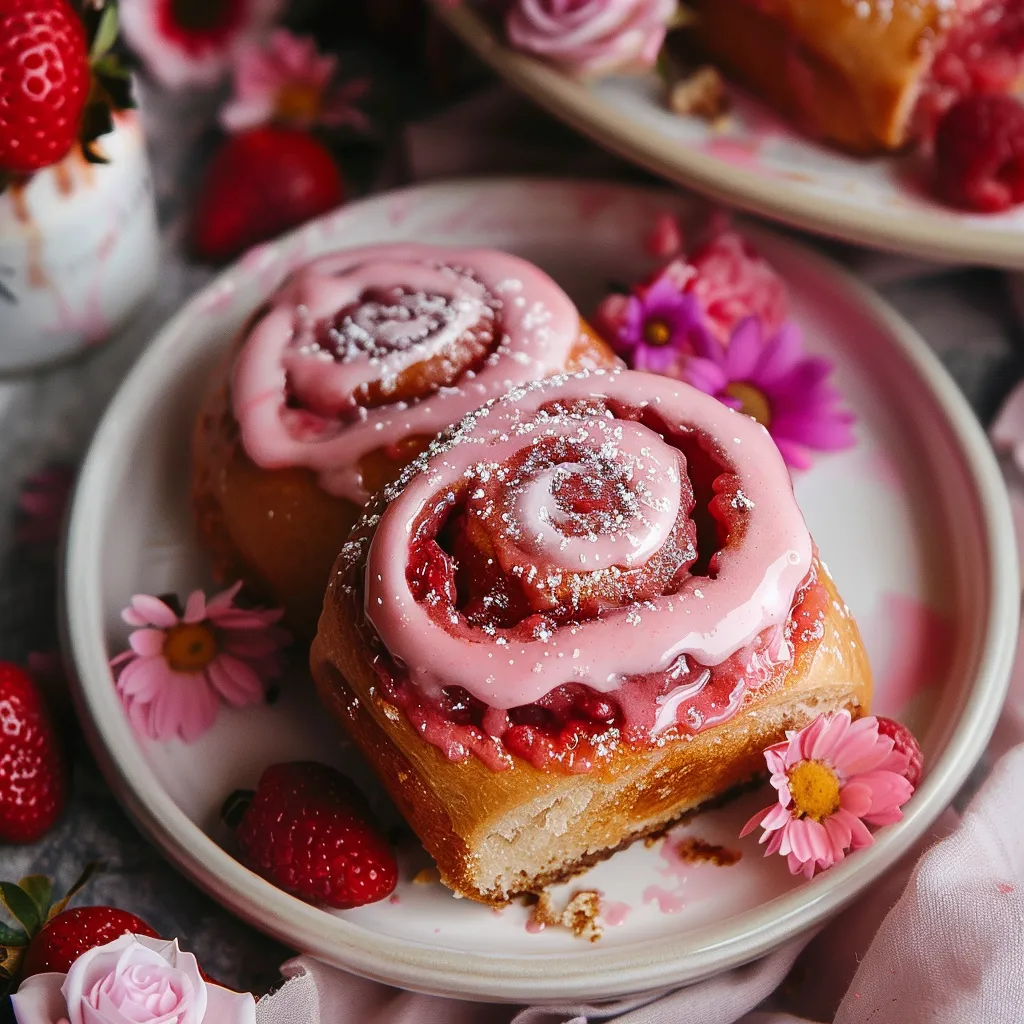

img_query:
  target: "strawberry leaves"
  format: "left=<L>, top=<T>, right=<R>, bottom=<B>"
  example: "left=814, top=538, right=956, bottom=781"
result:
left=0, top=864, right=100, bottom=992
left=79, top=0, right=136, bottom=162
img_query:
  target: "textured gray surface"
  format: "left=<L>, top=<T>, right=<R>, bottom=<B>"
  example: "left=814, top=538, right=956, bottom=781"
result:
left=0, top=92, right=1019, bottom=996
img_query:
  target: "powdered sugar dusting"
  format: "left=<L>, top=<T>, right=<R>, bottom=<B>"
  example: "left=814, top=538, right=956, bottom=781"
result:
left=231, top=244, right=583, bottom=501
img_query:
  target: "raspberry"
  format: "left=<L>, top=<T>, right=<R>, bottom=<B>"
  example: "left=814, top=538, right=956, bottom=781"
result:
left=933, top=94, right=1024, bottom=213
left=876, top=717, right=923, bottom=790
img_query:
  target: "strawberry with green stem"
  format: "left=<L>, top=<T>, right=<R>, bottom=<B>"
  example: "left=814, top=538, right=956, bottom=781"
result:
left=0, top=866, right=158, bottom=992
left=0, top=0, right=135, bottom=189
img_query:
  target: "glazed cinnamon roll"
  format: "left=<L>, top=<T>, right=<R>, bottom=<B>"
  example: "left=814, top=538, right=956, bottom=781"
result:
left=687, top=0, right=1024, bottom=153
left=311, top=368, right=872, bottom=904
left=192, top=244, right=617, bottom=635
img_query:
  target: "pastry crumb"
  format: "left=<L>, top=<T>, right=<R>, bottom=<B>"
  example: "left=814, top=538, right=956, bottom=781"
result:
left=674, top=837, right=742, bottom=867
left=413, top=866, right=441, bottom=885
left=532, top=890, right=604, bottom=942
left=668, top=66, right=730, bottom=122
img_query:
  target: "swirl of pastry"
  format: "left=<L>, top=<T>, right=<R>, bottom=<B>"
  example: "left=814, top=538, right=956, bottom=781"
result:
left=232, top=244, right=591, bottom=503
left=335, top=368, right=819, bottom=772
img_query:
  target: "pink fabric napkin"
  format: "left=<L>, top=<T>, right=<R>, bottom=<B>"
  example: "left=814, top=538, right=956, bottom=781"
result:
left=252, top=379, right=1024, bottom=1022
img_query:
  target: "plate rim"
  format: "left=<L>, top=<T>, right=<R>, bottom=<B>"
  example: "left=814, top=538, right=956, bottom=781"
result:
left=434, top=3, right=1024, bottom=270
left=63, top=177, right=1019, bottom=1003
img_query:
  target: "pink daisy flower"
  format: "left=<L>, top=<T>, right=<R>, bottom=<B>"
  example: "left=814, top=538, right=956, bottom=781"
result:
left=120, top=0, right=281, bottom=90
left=682, top=316, right=856, bottom=470
left=740, top=710, right=917, bottom=879
left=110, top=582, right=289, bottom=743
left=220, top=29, right=370, bottom=134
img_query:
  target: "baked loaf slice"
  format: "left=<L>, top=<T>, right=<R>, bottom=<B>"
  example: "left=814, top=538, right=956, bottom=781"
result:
left=192, top=243, right=617, bottom=636
left=311, top=369, right=872, bottom=904
left=687, top=0, right=1024, bottom=153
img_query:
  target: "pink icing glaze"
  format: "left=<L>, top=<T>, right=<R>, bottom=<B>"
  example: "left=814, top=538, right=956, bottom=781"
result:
left=363, top=368, right=811, bottom=710
left=232, top=244, right=583, bottom=502
left=473, top=417, right=683, bottom=572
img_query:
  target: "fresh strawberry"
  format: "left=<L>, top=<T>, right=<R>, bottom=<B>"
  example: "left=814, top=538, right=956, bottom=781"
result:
left=877, top=717, right=924, bottom=790
left=20, top=905, right=158, bottom=978
left=0, top=0, right=91, bottom=174
left=230, top=762, right=397, bottom=909
left=933, top=94, right=1024, bottom=213
left=191, top=128, right=345, bottom=265
left=0, top=662, right=66, bottom=843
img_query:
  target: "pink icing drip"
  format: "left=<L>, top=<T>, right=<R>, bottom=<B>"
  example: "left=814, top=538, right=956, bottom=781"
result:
left=602, top=900, right=632, bottom=926
left=642, top=885, right=686, bottom=914
left=364, top=368, right=811, bottom=711
left=232, top=244, right=582, bottom=502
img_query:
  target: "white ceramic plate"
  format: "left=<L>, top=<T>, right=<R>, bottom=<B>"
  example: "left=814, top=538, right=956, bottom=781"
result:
left=434, top=3, right=1024, bottom=269
left=64, top=179, right=1018, bottom=1003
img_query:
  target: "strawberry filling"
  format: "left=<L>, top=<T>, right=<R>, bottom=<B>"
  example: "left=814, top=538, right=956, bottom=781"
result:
left=914, top=0, right=1024, bottom=143
left=358, top=399, right=824, bottom=774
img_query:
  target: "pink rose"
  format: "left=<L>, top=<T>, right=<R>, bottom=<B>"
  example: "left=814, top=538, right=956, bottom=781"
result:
left=506, top=0, right=676, bottom=77
left=11, top=934, right=256, bottom=1024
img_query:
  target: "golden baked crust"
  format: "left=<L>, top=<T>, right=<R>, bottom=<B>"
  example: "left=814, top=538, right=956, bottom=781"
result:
left=689, top=0, right=954, bottom=152
left=310, top=560, right=873, bottom=904
left=191, top=322, right=618, bottom=637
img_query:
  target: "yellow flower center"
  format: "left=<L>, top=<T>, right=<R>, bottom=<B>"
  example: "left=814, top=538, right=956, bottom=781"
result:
left=787, top=760, right=841, bottom=822
left=643, top=318, right=673, bottom=347
left=724, top=381, right=772, bottom=427
left=163, top=623, right=219, bottom=673
left=275, top=83, right=324, bottom=124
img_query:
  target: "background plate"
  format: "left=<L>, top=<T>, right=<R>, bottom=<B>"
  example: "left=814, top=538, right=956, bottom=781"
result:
left=434, top=3, right=1024, bottom=269
left=65, top=179, right=1018, bottom=1002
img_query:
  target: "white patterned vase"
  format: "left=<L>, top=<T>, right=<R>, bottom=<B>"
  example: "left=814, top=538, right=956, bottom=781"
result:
left=0, top=111, right=159, bottom=373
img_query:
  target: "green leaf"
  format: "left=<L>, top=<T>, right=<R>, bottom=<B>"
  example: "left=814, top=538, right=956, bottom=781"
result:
left=17, top=876, right=52, bottom=923
left=98, top=70, right=136, bottom=111
left=0, top=923, right=27, bottom=947
left=93, top=55, right=131, bottom=80
left=0, top=884, right=40, bottom=937
left=89, top=3, right=119, bottom=63
left=47, top=862, right=102, bottom=923
left=79, top=102, right=114, bottom=148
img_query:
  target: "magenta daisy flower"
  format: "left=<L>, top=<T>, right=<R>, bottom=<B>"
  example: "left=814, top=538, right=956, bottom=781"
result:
left=682, top=316, right=856, bottom=470
left=616, top=276, right=717, bottom=374
left=740, top=711, right=917, bottom=879
left=110, top=582, right=290, bottom=743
